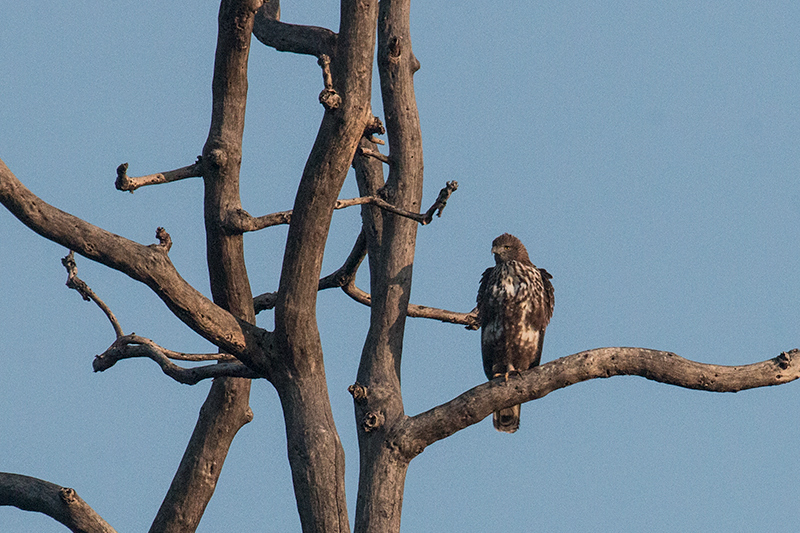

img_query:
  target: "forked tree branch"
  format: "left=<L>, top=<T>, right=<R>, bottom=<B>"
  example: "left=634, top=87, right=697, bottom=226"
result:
left=59, top=252, right=259, bottom=383
left=0, top=473, right=116, bottom=533
left=0, top=158, right=271, bottom=373
left=93, top=335, right=261, bottom=384
left=115, top=159, right=203, bottom=193
left=392, top=347, right=800, bottom=460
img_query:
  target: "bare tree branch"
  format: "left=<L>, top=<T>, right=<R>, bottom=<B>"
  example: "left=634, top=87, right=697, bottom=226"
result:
left=253, top=2, right=337, bottom=57
left=357, top=146, right=391, bottom=164
left=339, top=279, right=478, bottom=326
left=115, top=159, right=203, bottom=193
left=0, top=158, right=271, bottom=373
left=0, top=473, right=116, bottom=533
left=227, top=180, right=454, bottom=234
left=392, top=347, right=800, bottom=460
left=93, top=335, right=261, bottom=384
left=61, top=251, right=124, bottom=338
left=223, top=207, right=292, bottom=233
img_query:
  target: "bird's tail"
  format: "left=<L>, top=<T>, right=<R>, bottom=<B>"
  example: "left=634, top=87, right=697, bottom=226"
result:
left=493, top=404, right=521, bottom=433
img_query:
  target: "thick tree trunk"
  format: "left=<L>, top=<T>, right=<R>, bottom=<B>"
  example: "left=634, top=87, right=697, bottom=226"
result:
left=271, top=1, right=379, bottom=531
left=150, top=1, right=261, bottom=530
left=353, top=1, right=423, bottom=531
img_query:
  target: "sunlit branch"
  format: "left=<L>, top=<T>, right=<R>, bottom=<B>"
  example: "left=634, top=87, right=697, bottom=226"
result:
left=393, top=347, right=800, bottom=459
left=115, top=159, right=203, bottom=192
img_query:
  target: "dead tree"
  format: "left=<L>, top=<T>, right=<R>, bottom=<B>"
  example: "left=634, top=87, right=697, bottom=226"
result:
left=0, top=1, right=797, bottom=532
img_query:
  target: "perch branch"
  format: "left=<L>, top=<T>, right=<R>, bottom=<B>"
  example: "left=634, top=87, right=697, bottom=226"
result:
left=0, top=472, right=117, bottom=533
left=93, top=335, right=261, bottom=385
left=115, top=159, right=203, bottom=193
left=61, top=251, right=124, bottom=338
left=392, top=347, right=800, bottom=459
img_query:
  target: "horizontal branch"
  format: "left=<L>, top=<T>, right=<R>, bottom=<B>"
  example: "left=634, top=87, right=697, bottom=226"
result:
left=0, top=472, right=116, bottom=533
left=223, top=207, right=292, bottom=233
left=115, top=159, right=203, bottom=193
left=340, top=280, right=478, bottom=326
left=393, top=347, right=800, bottom=459
left=93, top=335, right=261, bottom=385
left=253, top=6, right=337, bottom=57
left=228, top=181, right=456, bottom=235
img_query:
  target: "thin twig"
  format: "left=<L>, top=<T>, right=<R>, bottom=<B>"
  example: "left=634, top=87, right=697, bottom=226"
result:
left=93, top=334, right=260, bottom=385
left=340, top=279, right=478, bottom=327
left=226, top=181, right=458, bottom=234
left=61, top=251, right=124, bottom=337
left=254, top=230, right=367, bottom=313
left=358, top=146, right=391, bottom=164
left=115, top=158, right=203, bottom=193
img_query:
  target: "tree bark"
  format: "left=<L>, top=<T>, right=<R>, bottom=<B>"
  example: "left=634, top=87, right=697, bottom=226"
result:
left=151, top=1, right=262, bottom=530
left=270, top=1, right=379, bottom=531
left=353, top=1, right=423, bottom=531
left=0, top=473, right=116, bottom=533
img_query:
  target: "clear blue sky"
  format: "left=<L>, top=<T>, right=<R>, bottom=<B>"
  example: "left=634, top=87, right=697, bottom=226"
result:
left=2, top=1, right=800, bottom=531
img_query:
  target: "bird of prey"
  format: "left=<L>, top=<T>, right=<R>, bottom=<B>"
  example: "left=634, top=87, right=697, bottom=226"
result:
left=477, top=233, right=554, bottom=433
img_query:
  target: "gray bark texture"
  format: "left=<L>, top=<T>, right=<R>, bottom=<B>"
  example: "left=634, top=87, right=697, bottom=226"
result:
left=0, top=1, right=797, bottom=532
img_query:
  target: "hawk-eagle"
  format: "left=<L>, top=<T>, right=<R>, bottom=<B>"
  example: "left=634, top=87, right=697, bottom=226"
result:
left=477, top=233, right=554, bottom=433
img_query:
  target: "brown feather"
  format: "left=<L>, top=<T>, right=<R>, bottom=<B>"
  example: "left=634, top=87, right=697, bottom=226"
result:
left=477, top=234, right=554, bottom=433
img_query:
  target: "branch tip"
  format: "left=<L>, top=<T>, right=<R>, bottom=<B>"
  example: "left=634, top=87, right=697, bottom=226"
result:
left=61, top=251, right=124, bottom=337
left=155, top=227, right=172, bottom=251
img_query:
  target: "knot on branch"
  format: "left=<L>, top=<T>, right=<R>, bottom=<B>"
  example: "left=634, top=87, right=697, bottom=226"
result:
left=155, top=227, right=172, bottom=251
left=115, top=163, right=133, bottom=193
left=776, top=349, right=798, bottom=369
left=317, top=54, right=341, bottom=110
left=364, top=116, right=386, bottom=145
left=348, top=382, right=368, bottom=403
left=319, top=89, right=341, bottom=110
left=387, top=36, right=402, bottom=63
left=362, top=410, right=385, bottom=432
left=207, top=148, right=228, bottom=168
left=59, top=487, right=77, bottom=504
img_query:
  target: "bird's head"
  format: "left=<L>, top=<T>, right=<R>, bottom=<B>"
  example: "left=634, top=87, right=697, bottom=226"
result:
left=491, top=233, right=531, bottom=264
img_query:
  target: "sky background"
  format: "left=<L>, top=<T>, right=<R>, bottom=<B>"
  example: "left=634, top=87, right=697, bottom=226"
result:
left=2, top=1, right=800, bottom=531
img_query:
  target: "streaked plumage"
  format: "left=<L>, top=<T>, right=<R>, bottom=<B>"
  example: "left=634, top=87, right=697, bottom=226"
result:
left=477, top=233, right=554, bottom=433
